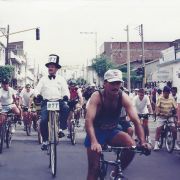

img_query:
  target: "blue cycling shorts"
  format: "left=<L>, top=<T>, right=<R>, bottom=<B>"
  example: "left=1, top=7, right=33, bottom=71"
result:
left=84, top=125, right=123, bottom=148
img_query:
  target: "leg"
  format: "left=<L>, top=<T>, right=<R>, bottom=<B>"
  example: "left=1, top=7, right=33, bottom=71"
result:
left=40, top=104, right=48, bottom=142
left=143, top=119, right=149, bottom=138
left=59, top=101, right=70, bottom=130
left=87, top=148, right=101, bottom=180
left=108, top=132, right=135, bottom=170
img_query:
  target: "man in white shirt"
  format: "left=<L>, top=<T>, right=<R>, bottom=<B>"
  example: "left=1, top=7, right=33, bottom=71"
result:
left=0, top=78, right=21, bottom=132
left=133, top=88, right=153, bottom=143
left=34, top=54, right=70, bottom=150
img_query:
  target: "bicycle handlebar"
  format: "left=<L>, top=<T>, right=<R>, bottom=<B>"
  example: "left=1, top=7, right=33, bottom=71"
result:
left=102, top=145, right=151, bottom=156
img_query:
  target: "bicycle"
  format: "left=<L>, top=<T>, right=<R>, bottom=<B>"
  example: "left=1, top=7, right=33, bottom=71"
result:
left=155, top=114, right=177, bottom=153
left=21, top=105, right=32, bottom=136
left=0, top=110, right=17, bottom=153
left=0, top=115, right=5, bottom=153
left=46, top=99, right=60, bottom=177
left=68, top=99, right=80, bottom=145
left=36, top=110, right=42, bottom=144
left=99, top=145, right=151, bottom=180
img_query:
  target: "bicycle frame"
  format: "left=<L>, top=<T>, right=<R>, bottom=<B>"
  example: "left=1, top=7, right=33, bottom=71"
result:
left=99, top=146, right=151, bottom=180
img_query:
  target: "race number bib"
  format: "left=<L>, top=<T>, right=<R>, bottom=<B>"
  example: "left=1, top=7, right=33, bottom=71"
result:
left=47, top=102, right=60, bottom=111
left=49, top=56, right=57, bottom=63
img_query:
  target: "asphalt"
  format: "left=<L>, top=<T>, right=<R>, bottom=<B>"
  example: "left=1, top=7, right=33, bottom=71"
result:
left=0, top=119, right=180, bottom=180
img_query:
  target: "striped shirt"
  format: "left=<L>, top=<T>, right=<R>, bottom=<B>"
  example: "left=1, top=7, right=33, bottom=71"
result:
left=157, top=96, right=177, bottom=116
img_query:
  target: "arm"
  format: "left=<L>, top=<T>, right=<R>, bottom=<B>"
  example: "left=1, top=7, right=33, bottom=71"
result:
left=77, top=88, right=83, bottom=106
left=147, top=96, right=153, bottom=114
left=122, top=92, right=145, bottom=145
left=61, top=78, right=70, bottom=99
left=85, top=91, right=102, bottom=152
left=33, top=78, right=43, bottom=97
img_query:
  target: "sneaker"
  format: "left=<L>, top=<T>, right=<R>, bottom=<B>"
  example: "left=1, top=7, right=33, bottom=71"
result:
left=58, top=130, right=65, bottom=138
left=67, top=134, right=71, bottom=139
left=11, top=125, right=15, bottom=133
left=41, top=141, right=48, bottom=151
left=110, top=171, right=115, bottom=180
left=154, top=141, right=160, bottom=151
left=147, top=136, right=152, bottom=144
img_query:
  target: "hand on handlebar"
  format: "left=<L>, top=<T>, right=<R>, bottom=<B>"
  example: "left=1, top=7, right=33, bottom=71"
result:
left=91, top=142, right=102, bottom=153
left=137, top=143, right=151, bottom=156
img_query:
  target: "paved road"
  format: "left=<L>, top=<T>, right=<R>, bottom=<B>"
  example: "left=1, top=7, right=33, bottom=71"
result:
left=0, top=119, right=180, bottom=180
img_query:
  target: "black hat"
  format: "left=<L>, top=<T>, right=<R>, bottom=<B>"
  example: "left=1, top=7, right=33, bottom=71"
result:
left=1, top=78, right=9, bottom=84
left=45, top=54, right=61, bottom=69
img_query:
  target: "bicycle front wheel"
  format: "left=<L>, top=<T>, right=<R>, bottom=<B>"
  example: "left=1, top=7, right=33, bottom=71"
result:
left=0, top=124, right=5, bottom=153
left=70, top=120, right=76, bottom=145
left=6, top=124, right=12, bottom=148
left=165, top=128, right=175, bottom=153
left=49, top=111, right=57, bottom=177
left=26, top=122, right=31, bottom=136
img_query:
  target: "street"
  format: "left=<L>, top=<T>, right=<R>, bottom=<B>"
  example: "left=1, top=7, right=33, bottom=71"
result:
left=0, top=120, right=180, bottom=180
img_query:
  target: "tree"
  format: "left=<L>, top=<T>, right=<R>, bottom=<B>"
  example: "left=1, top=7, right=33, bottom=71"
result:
left=92, top=55, right=115, bottom=78
left=0, top=65, right=14, bottom=82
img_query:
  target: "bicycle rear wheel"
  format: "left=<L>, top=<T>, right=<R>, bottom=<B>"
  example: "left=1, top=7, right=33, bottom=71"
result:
left=0, top=124, right=5, bottom=153
left=49, top=111, right=57, bottom=177
left=37, top=119, right=42, bottom=144
left=165, top=128, right=175, bottom=153
left=70, top=120, right=76, bottom=145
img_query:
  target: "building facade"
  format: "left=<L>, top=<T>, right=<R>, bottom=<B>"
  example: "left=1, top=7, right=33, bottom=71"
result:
left=100, top=41, right=171, bottom=65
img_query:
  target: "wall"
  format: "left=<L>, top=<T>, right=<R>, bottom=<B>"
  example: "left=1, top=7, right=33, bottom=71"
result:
left=101, top=41, right=171, bottom=65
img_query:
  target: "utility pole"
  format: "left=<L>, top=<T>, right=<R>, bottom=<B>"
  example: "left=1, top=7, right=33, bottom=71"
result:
left=140, top=24, right=145, bottom=88
left=125, top=25, right=131, bottom=91
left=5, top=25, right=10, bottom=65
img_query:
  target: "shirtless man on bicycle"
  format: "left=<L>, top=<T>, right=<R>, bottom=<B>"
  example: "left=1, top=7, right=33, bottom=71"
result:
left=84, top=69, right=150, bottom=180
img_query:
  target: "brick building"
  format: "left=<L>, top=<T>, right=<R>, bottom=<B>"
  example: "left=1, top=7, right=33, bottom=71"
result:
left=100, top=41, right=172, bottom=65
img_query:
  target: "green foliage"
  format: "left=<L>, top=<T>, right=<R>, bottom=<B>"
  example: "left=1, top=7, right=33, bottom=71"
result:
left=92, top=56, right=115, bottom=77
left=0, top=65, right=14, bottom=82
left=121, top=68, right=143, bottom=82
left=76, top=78, right=86, bottom=85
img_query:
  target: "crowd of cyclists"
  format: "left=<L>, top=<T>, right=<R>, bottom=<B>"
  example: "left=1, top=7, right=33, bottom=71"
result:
left=0, top=54, right=180, bottom=180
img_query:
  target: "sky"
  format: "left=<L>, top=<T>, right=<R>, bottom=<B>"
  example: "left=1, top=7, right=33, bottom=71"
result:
left=0, top=0, right=180, bottom=71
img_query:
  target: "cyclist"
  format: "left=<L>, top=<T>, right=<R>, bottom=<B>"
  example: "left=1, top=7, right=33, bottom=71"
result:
left=34, top=54, right=70, bottom=150
left=154, top=86, right=177, bottom=151
left=0, top=78, right=21, bottom=132
left=19, top=84, right=35, bottom=130
left=84, top=69, right=150, bottom=180
left=171, top=87, right=177, bottom=102
left=67, top=80, right=83, bottom=136
left=133, top=88, right=153, bottom=143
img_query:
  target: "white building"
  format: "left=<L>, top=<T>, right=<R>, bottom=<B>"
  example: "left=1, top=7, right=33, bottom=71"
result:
left=148, top=45, right=180, bottom=90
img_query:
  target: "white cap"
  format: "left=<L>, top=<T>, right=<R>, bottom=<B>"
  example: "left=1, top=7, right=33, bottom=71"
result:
left=104, top=69, right=123, bottom=82
left=89, top=83, right=96, bottom=87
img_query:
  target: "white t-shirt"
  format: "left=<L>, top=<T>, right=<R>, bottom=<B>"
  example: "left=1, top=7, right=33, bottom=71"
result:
left=0, top=87, right=15, bottom=105
left=133, top=95, right=151, bottom=114
left=20, top=88, right=34, bottom=107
